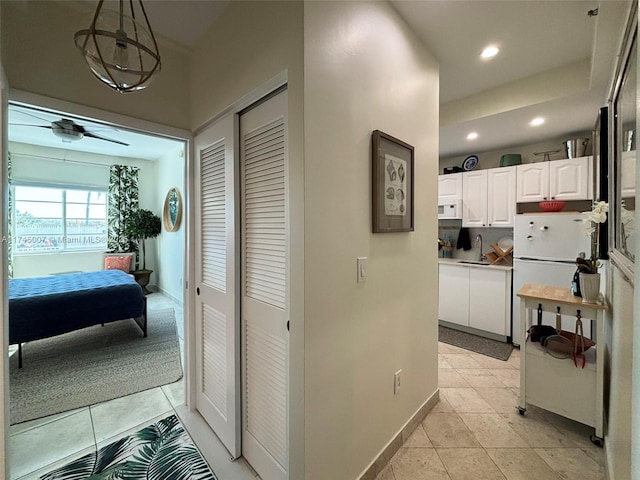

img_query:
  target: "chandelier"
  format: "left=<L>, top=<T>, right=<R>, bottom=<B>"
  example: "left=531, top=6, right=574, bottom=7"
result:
left=74, top=0, right=161, bottom=93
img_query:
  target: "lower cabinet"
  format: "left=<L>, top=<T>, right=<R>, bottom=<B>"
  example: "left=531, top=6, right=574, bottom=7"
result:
left=438, top=263, right=512, bottom=339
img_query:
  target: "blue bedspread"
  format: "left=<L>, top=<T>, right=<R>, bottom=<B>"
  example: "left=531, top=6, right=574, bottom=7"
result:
left=9, top=270, right=145, bottom=344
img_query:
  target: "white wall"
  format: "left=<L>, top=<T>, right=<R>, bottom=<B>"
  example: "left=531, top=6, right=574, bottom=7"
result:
left=8, top=142, right=158, bottom=278
left=0, top=1, right=191, bottom=131
left=0, top=5, right=10, bottom=473
left=303, top=3, right=439, bottom=479
left=155, top=146, right=185, bottom=302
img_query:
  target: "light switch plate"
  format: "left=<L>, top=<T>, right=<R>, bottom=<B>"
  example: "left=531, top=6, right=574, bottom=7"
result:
left=357, top=257, right=367, bottom=283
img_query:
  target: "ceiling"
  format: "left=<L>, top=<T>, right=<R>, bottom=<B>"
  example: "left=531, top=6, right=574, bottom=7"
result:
left=391, top=0, right=630, bottom=158
left=9, top=1, right=632, bottom=161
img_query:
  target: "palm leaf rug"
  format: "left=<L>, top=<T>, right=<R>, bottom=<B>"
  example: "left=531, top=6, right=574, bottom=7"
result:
left=40, top=415, right=216, bottom=480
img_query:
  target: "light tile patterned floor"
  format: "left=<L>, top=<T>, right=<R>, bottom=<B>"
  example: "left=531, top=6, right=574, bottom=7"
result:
left=8, top=293, right=186, bottom=480
left=10, top=310, right=606, bottom=480
left=375, top=342, right=606, bottom=480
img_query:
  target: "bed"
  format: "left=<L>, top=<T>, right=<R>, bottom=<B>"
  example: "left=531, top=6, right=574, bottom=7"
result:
left=9, top=269, right=147, bottom=367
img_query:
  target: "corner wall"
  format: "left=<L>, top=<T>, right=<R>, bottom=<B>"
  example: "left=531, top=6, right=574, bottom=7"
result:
left=156, top=147, right=185, bottom=302
left=303, top=3, right=439, bottom=479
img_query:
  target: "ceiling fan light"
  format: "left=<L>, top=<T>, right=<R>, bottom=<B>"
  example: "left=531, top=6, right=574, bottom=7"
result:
left=52, top=128, right=83, bottom=143
left=74, top=0, right=161, bottom=93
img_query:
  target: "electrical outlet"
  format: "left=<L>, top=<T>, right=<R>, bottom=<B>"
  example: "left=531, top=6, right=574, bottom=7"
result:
left=394, top=369, right=402, bottom=394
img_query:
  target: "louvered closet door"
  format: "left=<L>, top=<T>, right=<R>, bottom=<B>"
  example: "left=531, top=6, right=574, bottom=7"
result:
left=194, top=114, right=240, bottom=458
left=240, top=90, right=289, bottom=480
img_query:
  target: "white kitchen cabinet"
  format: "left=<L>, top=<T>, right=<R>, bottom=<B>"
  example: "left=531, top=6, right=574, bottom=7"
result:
left=516, top=162, right=549, bottom=202
left=487, top=166, right=517, bottom=227
left=438, top=173, right=463, bottom=201
left=621, top=150, right=636, bottom=198
left=462, top=167, right=516, bottom=227
left=438, top=264, right=469, bottom=327
left=462, top=170, right=487, bottom=227
left=549, top=157, right=592, bottom=200
left=438, top=261, right=512, bottom=340
left=516, top=157, right=592, bottom=202
left=469, top=268, right=511, bottom=336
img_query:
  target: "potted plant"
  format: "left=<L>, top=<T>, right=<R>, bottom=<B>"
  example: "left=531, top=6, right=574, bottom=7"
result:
left=575, top=201, right=608, bottom=303
left=125, top=209, right=161, bottom=294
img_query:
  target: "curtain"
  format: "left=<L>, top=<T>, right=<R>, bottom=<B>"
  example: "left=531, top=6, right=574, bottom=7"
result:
left=7, top=153, right=13, bottom=278
left=108, top=165, right=139, bottom=253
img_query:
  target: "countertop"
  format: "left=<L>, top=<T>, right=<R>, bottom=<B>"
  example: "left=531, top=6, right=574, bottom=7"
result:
left=438, top=258, right=513, bottom=271
left=517, top=283, right=608, bottom=310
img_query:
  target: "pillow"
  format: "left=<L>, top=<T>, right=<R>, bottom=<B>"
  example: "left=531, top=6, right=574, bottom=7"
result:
left=104, top=255, right=133, bottom=273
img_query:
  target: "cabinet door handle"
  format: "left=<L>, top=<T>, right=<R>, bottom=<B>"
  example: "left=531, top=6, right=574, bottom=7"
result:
left=551, top=196, right=555, bottom=200
left=196, top=287, right=200, bottom=296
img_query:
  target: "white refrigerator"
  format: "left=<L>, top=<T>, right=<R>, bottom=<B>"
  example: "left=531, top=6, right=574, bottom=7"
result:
left=512, top=213, right=595, bottom=346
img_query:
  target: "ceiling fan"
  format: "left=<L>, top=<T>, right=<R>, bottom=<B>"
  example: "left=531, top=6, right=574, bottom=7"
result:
left=10, top=109, right=129, bottom=146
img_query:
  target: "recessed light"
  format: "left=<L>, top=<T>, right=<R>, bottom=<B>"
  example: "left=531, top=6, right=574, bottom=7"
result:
left=481, top=46, right=500, bottom=59
left=466, top=132, right=478, bottom=140
left=530, top=117, right=545, bottom=126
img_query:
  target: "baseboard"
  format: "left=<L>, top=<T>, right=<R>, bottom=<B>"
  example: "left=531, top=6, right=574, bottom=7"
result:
left=358, top=389, right=440, bottom=480
left=156, top=286, right=184, bottom=306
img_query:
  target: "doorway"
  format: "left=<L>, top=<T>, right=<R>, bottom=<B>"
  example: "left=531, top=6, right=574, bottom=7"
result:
left=4, top=99, right=189, bottom=478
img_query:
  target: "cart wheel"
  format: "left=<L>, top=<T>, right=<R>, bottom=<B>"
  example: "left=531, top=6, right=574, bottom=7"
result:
left=590, top=434, right=603, bottom=447
left=517, top=407, right=526, bottom=416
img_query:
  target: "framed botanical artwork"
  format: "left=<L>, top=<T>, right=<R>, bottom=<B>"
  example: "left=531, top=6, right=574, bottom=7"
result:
left=163, top=187, right=182, bottom=232
left=371, top=130, right=414, bottom=233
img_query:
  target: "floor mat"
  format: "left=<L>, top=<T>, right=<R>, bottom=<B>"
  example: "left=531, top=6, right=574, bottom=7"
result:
left=39, top=414, right=216, bottom=480
left=439, top=326, right=514, bottom=361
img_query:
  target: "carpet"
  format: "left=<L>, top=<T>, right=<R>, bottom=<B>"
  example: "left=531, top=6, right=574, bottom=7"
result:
left=439, top=326, right=514, bottom=361
left=40, top=414, right=216, bottom=480
left=10, top=308, right=183, bottom=425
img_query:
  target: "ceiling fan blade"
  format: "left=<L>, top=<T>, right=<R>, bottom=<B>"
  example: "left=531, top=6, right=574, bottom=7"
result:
left=83, top=131, right=129, bottom=146
left=9, top=124, right=53, bottom=129
left=12, top=109, right=52, bottom=124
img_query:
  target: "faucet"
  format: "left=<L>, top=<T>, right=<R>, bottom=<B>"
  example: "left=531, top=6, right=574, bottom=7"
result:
left=475, top=234, right=487, bottom=262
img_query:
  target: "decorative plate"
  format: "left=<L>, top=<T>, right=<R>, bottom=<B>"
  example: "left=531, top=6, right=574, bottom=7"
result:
left=497, top=237, right=513, bottom=250
left=462, top=155, right=479, bottom=171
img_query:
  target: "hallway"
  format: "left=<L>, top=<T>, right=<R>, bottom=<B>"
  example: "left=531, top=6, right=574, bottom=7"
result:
left=375, top=342, right=605, bottom=480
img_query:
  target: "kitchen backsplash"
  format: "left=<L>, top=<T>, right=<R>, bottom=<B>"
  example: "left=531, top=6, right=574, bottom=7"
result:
left=438, top=219, right=513, bottom=261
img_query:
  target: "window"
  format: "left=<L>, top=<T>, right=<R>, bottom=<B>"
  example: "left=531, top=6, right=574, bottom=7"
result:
left=14, top=185, right=108, bottom=253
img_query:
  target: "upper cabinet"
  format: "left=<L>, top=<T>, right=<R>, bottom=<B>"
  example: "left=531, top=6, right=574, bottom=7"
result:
left=516, top=157, right=592, bottom=202
left=487, top=166, right=517, bottom=227
left=462, top=166, right=516, bottom=227
left=438, top=172, right=463, bottom=201
left=462, top=170, right=488, bottom=227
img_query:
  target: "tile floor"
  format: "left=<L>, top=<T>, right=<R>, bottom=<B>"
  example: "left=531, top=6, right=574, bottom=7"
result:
left=375, top=342, right=606, bottom=480
left=8, top=292, right=188, bottom=480
left=9, top=307, right=606, bottom=480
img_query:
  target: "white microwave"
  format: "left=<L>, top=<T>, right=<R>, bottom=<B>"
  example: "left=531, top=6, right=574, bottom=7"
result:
left=438, top=199, right=462, bottom=219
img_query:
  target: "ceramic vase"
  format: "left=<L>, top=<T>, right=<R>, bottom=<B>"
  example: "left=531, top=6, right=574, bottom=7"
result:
left=579, top=273, right=601, bottom=304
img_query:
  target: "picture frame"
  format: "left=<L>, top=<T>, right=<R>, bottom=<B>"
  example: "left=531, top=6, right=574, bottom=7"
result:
left=371, top=130, right=414, bottom=233
left=163, top=187, right=182, bottom=232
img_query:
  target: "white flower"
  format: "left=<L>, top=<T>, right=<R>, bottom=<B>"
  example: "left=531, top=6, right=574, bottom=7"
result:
left=584, top=201, right=608, bottom=224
